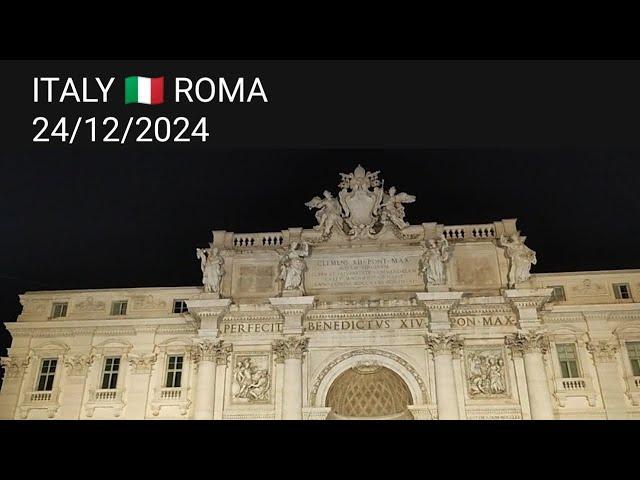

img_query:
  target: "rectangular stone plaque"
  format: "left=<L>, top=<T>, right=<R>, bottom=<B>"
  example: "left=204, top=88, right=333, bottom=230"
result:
left=306, top=251, right=422, bottom=291
left=233, top=264, right=277, bottom=296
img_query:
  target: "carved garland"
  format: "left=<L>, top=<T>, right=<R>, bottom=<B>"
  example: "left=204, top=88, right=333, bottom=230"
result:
left=309, top=349, right=428, bottom=405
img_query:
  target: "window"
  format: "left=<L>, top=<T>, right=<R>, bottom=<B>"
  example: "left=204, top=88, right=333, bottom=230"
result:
left=37, top=359, right=57, bottom=391
left=613, top=283, right=632, bottom=300
left=110, top=300, right=128, bottom=316
left=550, top=286, right=566, bottom=302
left=165, top=355, right=184, bottom=388
left=101, top=357, right=120, bottom=390
left=51, top=302, right=68, bottom=319
left=173, top=299, right=188, bottom=314
left=556, top=343, right=581, bottom=378
left=628, top=342, right=640, bottom=377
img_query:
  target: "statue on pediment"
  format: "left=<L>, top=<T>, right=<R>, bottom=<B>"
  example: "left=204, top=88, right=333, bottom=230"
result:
left=305, top=190, right=344, bottom=237
left=196, top=245, right=225, bottom=294
left=380, top=186, right=416, bottom=230
left=306, top=165, right=416, bottom=239
left=278, top=241, right=310, bottom=294
left=499, top=232, right=537, bottom=287
left=419, top=235, right=451, bottom=286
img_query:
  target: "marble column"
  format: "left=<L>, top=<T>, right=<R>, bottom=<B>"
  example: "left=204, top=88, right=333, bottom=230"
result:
left=269, top=296, right=314, bottom=420
left=273, top=336, right=308, bottom=420
left=506, top=331, right=554, bottom=419
left=587, top=340, right=627, bottom=419
left=424, top=333, right=462, bottom=420
left=192, top=340, right=231, bottom=420
left=185, top=298, right=232, bottom=420
left=213, top=344, right=232, bottom=420
left=416, top=292, right=464, bottom=420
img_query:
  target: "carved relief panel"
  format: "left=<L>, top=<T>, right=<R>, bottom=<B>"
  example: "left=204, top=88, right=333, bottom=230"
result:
left=231, top=353, right=272, bottom=404
left=464, top=347, right=509, bottom=399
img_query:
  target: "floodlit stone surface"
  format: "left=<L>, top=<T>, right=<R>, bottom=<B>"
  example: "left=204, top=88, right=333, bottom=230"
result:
left=2, top=166, right=639, bottom=420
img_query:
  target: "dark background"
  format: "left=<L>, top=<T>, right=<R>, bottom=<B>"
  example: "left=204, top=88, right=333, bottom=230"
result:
left=2, top=148, right=639, bottom=366
left=2, top=61, right=640, bottom=394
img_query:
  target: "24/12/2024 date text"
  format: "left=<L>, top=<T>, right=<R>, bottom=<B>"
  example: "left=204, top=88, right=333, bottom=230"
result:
left=33, top=117, right=210, bottom=143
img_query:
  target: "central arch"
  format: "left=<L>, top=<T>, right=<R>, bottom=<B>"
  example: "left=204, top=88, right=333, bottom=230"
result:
left=326, top=365, right=413, bottom=419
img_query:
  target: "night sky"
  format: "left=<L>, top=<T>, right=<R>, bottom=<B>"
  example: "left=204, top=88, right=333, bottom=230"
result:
left=2, top=148, right=639, bottom=362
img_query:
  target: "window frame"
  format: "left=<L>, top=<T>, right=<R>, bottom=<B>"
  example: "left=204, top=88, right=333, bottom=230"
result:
left=627, top=341, right=640, bottom=377
left=101, top=356, right=121, bottom=390
left=172, top=299, right=188, bottom=314
left=110, top=300, right=128, bottom=316
left=36, top=358, right=58, bottom=392
left=549, top=285, right=566, bottom=302
left=50, top=302, right=68, bottom=319
left=165, top=355, right=184, bottom=388
left=613, top=283, right=632, bottom=300
left=555, top=343, right=581, bottom=379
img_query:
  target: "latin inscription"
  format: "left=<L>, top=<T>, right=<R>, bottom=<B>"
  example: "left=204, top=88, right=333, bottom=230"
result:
left=450, top=315, right=516, bottom=328
left=306, top=253, right=422, bottom=290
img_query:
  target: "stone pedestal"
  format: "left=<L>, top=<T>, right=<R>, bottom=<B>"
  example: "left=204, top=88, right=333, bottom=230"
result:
left=503, top=289, right=553, bottom=330
left=415, top=291, right=464, bottom=333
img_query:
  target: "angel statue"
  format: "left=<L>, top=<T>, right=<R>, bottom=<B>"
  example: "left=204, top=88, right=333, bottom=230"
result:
left=419, top=235, right=451, bottom=286
left=498, top=232, right=537, bottom=287
left=278, top=242, right=310, bottom=294
left=305, top=190, right=344, bottom=237
left=196, top=246, right=225, bottom=294
left=380, top=186, right=416, bottom=229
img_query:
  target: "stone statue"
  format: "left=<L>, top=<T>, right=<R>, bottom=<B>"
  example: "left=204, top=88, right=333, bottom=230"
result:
left=499, top=232, right=537, bottom=287
left=380, top=186, right=416, bottom=230
left=278, top=241, right=310, bottom=294
left=304, top=166, right=417, bottom=239
left=419, top=235, right=451, bottom=286
left=305, top=190, right=344, bottom=236
left=196, top=245, right=225, bottom=294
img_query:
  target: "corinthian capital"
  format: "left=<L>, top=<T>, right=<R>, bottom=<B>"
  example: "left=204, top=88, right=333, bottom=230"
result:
left=65, top=354, right=93, bottom=376
left=128, top=353, right=157, bottom=374
left=192, top=339, right=232, bottom=364
left=0, top=356, right=30, bottom=379
left=272, top=336, right=309, bottom=361
left=587, top=340, right=618, bottom=362
left=505, top=330, right=549, bottom=355
left=424, top=333, right=462, bottom=356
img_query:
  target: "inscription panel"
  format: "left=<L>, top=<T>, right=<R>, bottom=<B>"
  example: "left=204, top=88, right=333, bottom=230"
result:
left=232, top=263, right=278, bottom=296
left=306, top=252, right=422, bottom=291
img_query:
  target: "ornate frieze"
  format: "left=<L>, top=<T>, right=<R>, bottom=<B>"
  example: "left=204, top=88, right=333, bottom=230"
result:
left=131, top=294, right=167, bottom=310
left=505, top=331, right=549, bottom=355
left=128, top=353, right=157, bottom=374
left=74, top=296, right=106, bottom=312
left=587, top=340, right=618, bottom=362
left=0, top=356, right=30, bottom=379
left=64, top=354, right=92, bottom=376
left=232, top=355, right=271, bottom=403
left=424, top=333, right=462, bottom=356
left=272, top=336, right=309, bottom=361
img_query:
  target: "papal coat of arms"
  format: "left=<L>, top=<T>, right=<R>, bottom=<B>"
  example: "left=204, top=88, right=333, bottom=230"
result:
left=305, top=165, right=415, bottom=239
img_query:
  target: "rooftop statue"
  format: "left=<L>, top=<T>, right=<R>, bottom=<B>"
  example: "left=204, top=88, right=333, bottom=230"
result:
left=306, top=165, right=416, bottom=239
